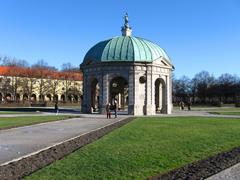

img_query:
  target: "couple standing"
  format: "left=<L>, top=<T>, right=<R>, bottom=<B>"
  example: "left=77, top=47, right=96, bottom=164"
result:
left=106, top=99, right=118, bottom=119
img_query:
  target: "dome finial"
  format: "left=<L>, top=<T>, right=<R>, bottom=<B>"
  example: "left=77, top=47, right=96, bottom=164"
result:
left=121, top=13, right=132, bottom=36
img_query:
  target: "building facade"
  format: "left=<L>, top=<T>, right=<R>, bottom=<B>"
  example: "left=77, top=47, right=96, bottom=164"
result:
left=0, top=66, right=83, bottom=105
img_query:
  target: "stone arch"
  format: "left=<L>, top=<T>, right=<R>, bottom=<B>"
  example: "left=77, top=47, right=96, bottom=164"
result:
left=80, top=95, right=83, bottom=105
left=155, top=78, right=166, bottom=113
left=74, top=95, right=79, bottom=102
left=61, top=94, right=66, bottom=102
left=90, top=78, right=100, bottom=112
left=39, top=94, right=45, bottom=102
left=67, top=94, right=73, bottom=102
left=46, top=94, right=52, bottom=101
left=5, top=93, right=12, bottom=102
left=0, top=93, right=2, bottom=103
left=53, top=94, right=58, bottom=102
left=16, top=93, right=20, bottom=102
left=31, top=94, right=37, bottom=102
left=109, top=76, right=128, bottom=111
left=23, top=93, right=28, bottom=101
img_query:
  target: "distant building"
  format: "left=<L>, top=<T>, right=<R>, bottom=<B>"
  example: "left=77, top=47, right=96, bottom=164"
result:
left=0, top=66, right=83, bottom=105
left=81, top=14, right=174, bottom=115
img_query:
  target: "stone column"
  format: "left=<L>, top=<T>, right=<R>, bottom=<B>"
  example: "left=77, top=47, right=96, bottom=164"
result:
left=118, top=93, right=121, bottom=109
left=99, top=73, right=109, bottom=114
left=133, top=71, right=144, bottom=115
left=159, top=83, right=163, bottom=111
left=169, top=72, right=173, bottom=114
left=82, top=73, right=89, bottom=113
left=128, top=69, right=134, bottom=115
left=145, top=66, right=155, bottom=115
left=151, top=72, right=156, bottom=115
left=121, top=91, right=125, bottom=110
left=166, top=75, right=172, bottom=114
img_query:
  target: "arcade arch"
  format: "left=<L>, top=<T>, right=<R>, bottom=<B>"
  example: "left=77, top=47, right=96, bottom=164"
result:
left=90, top=78, right=100, bottom=112
left=109, top=76, right=128, bottom=111
left=155, top=78, right=166, bottom=113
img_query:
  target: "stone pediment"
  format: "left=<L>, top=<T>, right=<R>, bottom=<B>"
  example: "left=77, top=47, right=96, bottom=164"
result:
left=153, top=57, right=174, bottom=69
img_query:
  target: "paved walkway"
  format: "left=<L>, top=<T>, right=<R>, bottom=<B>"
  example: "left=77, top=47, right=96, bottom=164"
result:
left=0, top=115, right=128, bottom=165
left=206, top=162, right=240, bottom=180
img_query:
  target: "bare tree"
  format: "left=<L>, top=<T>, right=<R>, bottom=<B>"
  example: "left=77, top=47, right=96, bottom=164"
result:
left=32, top=60, right=53, bottom=102
left=0, top=56, right=29, bottom=67
left=61, top=62, right=78, bottom=72
left=173, top=76, right=191, bottom=103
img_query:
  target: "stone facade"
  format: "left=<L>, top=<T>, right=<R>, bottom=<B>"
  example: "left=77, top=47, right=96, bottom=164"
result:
left=81, top=15, right=174, bottom=116
left=0, top=74, right=82, bottom=104
left=81, top=57, right=173, bottom=116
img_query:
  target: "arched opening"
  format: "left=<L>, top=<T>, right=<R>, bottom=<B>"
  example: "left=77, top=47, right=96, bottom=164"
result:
left=67, top=94, right=73, bottom=102
left=5, top=93, right=12, bottom=102
left=39, top=94, right=45, bottom=102
left=90, top=78, right=100, bottom=112
left=16, top=93, right=20, bottom=103
left=80, top=95, right=83, bottom=107
left=109, top=76, right=128, bottom=111
left=46, top=94, right=52, bottom=101
left=23, top=93, right=28, bottom=101
left=61, top=94, right=66, bottom=102
left=0, top=93, right=2, bottom=103
left=53, top=94, right=58, bottom=102
left=74, top=95, right=78, bottom=102
left=31, top=94, right=37, bottom=102
left=155, top=78, right=166, bottom=113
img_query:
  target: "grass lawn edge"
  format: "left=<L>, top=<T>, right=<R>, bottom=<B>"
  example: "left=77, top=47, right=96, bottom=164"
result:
left=0, top=115, right=81, bottom=131
left=149, top=146, right=240, bottom=179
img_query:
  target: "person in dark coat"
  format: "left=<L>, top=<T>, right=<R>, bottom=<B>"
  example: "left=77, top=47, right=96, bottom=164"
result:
left=55, top=102, right=59, bottom=115
left=106, top=103, right=111, bottom=119
left=187, top=100, right=192, bottom=111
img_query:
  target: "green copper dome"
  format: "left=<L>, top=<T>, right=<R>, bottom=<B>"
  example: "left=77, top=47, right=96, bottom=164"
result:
left=83, top=36, right=171, bottom=64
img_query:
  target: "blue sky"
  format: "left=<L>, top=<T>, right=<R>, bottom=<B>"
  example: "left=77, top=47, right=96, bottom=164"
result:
left=0, top=0, right=239, bottom=78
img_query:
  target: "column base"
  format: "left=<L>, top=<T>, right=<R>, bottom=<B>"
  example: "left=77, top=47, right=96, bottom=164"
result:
left=166, top=104, right=173, bottom=114
left=128, top=104, right=144, bottom=116
left=144, top=104, right=156, bottom=115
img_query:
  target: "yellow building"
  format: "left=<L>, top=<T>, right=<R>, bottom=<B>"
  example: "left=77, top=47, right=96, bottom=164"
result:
left=0, top=66, right=83, bottom=106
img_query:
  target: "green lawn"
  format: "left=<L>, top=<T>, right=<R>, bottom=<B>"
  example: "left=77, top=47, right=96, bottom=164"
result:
left=26, top=117, right=240, bottom=179
left=0, top=115, right=77, bottom=130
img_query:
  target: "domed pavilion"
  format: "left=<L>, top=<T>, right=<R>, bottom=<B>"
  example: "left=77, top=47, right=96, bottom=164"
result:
left=80, top=14, right=174, bottom=115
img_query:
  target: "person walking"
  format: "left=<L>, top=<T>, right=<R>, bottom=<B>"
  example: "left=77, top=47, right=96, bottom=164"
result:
left=55, top=102, right=59, bottom=115
left=179, top=101, right=184, bottom=110
left=187, top=100, right=192, bottom=111
left=106, top=103, right=111, bottom=119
